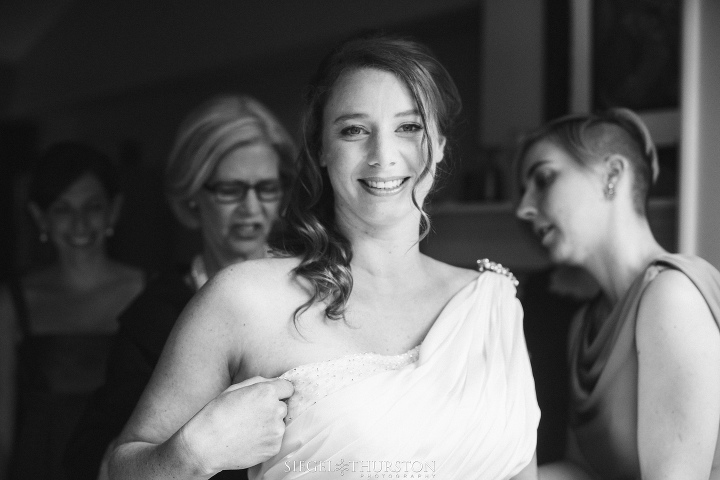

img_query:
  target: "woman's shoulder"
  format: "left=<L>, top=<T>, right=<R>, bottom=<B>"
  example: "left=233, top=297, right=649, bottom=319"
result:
left=423, top=256, right=479, bottom=288
left=650, top=253, right=720, bottom=279
left=424, top=256, right=522, bottom=290
left=200, top=257, right=306, bottom=316
left=21, top=267, right=55, bottom=288
left=644, top=253, right=720, bottom=306
left=213, top=256, right=301, bottom=288
left=641, top=264, right=714, bottom=308
left=637, top=266, right=718, bottom=343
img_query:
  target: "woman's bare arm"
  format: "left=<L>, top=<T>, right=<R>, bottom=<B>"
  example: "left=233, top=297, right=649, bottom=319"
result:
left=108, top=264, right=293, bottom=479
left=636, top=269, right=720, bottom=479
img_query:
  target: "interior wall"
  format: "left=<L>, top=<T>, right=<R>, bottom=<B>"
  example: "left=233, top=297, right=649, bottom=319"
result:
left=480, top=0, right=544, bottom=146
left=3, top=3, right=483, bottom=273
left=680, top=0, right=720, bottom=268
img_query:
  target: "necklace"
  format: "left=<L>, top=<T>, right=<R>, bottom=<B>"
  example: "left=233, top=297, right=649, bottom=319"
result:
left=190, top=255, right=209, bottom=291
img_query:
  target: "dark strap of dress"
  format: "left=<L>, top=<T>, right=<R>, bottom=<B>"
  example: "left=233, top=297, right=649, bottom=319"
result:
left=7, top=276, right=31, bottom=339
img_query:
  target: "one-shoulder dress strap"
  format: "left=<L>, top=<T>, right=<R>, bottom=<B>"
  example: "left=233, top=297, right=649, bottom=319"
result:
left=477, top=258, right=519, bottom=287
left=8, top=276, right=31, bottom=338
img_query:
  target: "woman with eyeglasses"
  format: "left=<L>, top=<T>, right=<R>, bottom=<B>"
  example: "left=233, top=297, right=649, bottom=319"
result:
left=64, top=94, right=296, bottom=480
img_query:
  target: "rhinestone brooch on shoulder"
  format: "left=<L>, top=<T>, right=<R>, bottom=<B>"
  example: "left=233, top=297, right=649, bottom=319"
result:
left=477, top=258, right=519, bottom=287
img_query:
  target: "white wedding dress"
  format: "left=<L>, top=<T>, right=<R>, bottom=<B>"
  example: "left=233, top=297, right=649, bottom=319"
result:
left=250, top=268, right=539, bottom=480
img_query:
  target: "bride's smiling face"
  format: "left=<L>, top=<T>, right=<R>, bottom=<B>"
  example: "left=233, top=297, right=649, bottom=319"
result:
left=320, top=68, right=445, bottom=229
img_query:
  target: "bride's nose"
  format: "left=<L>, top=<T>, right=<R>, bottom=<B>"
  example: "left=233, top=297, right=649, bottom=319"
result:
left=367, top=132, right=396, bottom=168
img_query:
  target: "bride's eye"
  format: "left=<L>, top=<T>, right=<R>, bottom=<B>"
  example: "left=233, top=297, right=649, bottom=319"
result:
left=397, top=123, right=423, bottom=133
left=340, top=125, right=366, bottom=136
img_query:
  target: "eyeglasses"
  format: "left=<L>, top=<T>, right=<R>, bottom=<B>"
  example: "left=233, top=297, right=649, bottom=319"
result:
left=202, top=179, right=283, bottom=204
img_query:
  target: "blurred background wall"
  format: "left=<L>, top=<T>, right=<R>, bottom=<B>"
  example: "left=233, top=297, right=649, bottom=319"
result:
left=0, top=0, right=717, bottom=278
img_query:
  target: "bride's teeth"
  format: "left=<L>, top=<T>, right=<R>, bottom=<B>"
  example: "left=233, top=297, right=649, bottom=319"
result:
left=366, top=179, right=403, bottom=189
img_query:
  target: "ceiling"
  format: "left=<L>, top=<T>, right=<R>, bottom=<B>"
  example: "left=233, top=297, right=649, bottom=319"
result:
left=0, top=0, right=480, bottom=115
left=0, top=0, right=74, bottom=63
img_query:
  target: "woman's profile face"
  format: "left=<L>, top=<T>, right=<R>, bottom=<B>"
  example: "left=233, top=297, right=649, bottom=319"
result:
left=516, top=139, right=607, bottom=266
left=319, top=68, right=445, bottom=231
left=35, top=173, right=117, bottom=255
left=195, top=142, right=282, bottom=262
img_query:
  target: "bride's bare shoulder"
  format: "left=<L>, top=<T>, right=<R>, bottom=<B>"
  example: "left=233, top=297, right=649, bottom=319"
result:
left=198, top=257, right=307, bottom=320
left=424, top=256, right=480, bottom=287
left=210, top=256, right=299, bottom=292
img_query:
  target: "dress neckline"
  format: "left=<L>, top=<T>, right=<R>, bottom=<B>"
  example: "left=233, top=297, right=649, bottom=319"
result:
left=280, top=344, right=421, bottom=378
left=276, top=274, right=481, bottom=378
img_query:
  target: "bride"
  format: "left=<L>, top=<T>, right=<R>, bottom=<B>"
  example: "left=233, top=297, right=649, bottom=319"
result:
left=109, top=33, right=539, bottom=480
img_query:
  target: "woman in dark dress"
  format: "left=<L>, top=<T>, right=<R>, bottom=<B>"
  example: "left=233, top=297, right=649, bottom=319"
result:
left=0, top=142, right=145, bottom=480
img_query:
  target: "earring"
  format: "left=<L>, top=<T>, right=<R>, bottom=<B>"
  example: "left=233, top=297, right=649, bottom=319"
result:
left=39, top=231, right=48, bottom=243
left=105, top=226, right=115, bottom=237
left=605, top=182, right=616, bottom=200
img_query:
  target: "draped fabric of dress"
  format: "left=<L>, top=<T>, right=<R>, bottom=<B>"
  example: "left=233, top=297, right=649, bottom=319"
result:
left=250, top=271, right=540, bottom=480
left=568, top=254, right=720, bottom=479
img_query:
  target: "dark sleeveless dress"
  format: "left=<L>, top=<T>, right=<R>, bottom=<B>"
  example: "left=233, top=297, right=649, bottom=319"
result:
left=7, top=279, right=114, bottom=480
left=568, top=254, right=720, bottom=479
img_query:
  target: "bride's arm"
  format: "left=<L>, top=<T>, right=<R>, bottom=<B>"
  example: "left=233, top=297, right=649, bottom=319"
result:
left=107, top=266, right=293, bottom=479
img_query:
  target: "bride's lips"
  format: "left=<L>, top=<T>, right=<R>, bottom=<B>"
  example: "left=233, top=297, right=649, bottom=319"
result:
left=358, top=176, right=410, bottom=196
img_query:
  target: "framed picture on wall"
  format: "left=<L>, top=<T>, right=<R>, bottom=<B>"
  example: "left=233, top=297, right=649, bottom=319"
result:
left=570, top=0, right=680, bottom=196
left=592, top=0, right=680, bottom=112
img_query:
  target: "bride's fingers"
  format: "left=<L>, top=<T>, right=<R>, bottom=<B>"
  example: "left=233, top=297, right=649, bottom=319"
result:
left=224, top=376, right=272, bottom=392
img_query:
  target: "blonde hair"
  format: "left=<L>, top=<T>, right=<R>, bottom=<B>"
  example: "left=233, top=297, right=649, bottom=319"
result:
left=165, top=94, right=296, bottom=227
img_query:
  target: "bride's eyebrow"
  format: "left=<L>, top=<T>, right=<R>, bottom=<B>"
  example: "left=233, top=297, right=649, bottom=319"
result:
left=395, top=109, right=420, bottom=118
left=332, top=113, right=368, bottom=124
left=331, top=109, right=420, bottom=125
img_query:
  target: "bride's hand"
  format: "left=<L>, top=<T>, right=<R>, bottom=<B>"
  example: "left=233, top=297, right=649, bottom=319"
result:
left=178, top=376, right=294, bottom=474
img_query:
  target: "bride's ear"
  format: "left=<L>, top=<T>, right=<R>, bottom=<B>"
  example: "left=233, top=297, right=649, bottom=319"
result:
left=434, top=135, right=447, bottom=164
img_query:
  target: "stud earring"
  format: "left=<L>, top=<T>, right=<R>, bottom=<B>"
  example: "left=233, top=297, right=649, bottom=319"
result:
left=605, top=182, right=616, bottom=200
left=39, top=231, right=48, bottom=243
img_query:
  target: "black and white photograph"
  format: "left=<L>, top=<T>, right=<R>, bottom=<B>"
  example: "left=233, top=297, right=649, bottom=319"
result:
left=0, top=1, right=719, bottom=479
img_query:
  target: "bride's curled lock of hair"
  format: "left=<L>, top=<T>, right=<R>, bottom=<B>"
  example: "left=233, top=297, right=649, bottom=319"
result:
left=275, top=32, right=462, bottom=323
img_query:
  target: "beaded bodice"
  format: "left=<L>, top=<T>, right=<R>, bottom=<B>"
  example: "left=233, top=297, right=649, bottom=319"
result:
left=279, top=346, right=420, bottom=423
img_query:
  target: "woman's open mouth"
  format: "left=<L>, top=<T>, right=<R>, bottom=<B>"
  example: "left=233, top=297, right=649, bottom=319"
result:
left=358, top=177, right=410, bottom=196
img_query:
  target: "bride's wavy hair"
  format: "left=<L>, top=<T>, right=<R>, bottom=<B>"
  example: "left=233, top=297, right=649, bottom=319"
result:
left=276, top=32, right=461, bottom=322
